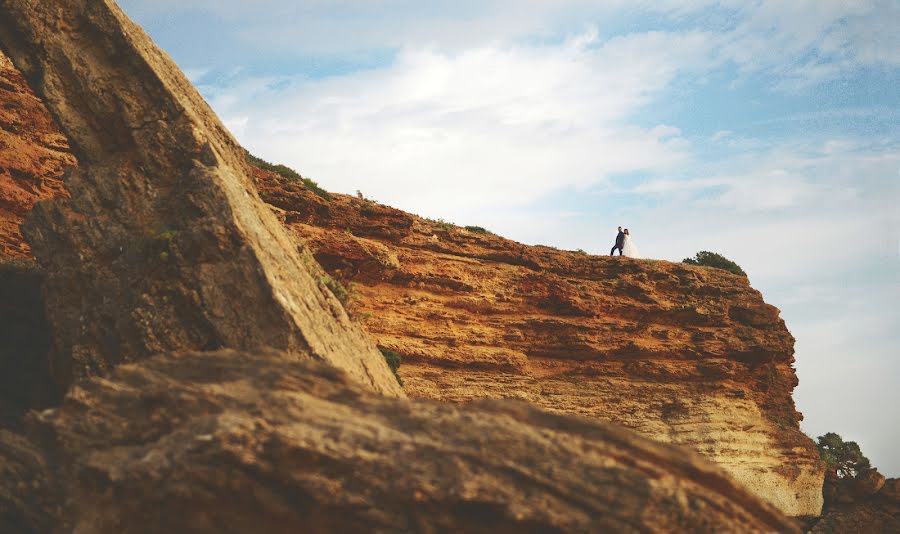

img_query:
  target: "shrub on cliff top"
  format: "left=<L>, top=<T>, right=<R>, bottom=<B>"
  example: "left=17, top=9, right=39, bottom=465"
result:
left=817, top=432, right=871, bottom=479
left=464, top=225, right=492, bottom=235
left=245, top=151, right=332, bottom=200
left=682, top=251, right=747, bottom=277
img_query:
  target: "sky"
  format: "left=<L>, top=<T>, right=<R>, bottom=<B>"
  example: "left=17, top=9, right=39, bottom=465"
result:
left=118, top=0, right=899, bottom=476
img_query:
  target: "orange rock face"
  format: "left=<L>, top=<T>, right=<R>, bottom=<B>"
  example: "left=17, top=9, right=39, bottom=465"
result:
left=0, top=53, right=75, bottom=258
left=0, top=50, right=823, bottom=516
left=255, top=169, right=825, bottom=517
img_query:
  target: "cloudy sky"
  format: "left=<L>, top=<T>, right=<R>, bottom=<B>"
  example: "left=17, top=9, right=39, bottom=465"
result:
left=118, top=1, right=899, bottom=475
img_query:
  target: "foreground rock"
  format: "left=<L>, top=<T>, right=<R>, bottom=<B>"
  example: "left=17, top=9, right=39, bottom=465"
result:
left=21, top=348, right=799, bottom=533
left=0, top=0, right=401, bottom=396
left=812, top=472, right=900, bottom=533
left=256, top=170, right=825, bottom=516
left=0, top=430, right=61, bottom=534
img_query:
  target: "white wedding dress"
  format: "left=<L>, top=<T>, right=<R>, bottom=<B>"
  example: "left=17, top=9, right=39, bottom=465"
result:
left=622, top=235, right=640, bottom=258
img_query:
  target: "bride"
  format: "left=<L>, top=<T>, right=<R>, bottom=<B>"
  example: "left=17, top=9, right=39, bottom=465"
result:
left=622, top=229, right=640, bottom=258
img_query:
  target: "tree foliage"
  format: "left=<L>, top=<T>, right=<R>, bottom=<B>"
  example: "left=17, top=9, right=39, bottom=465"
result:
left=682, top=251, right=747, bottom=277
left=816, top=432, right=871, bottom=479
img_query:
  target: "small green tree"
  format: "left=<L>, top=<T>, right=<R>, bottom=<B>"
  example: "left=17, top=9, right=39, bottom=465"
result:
left=683, top=251, right=747, bottom=276
left=816, top=432, right=871, bottom=479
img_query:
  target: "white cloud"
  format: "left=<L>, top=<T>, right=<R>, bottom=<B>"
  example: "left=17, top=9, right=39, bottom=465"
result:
left=215, top=30, right=712, bottom=216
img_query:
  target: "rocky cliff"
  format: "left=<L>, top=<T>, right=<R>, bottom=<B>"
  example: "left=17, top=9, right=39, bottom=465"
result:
left=0, top=53, right=74, bottom=258
left=0, top=2, right=401, bottom=397
left=0, top=16, right=821, bottom=521
left=255, top=170, right=825, bottom=517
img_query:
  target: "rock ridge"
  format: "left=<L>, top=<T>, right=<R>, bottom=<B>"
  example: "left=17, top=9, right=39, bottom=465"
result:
left=0, top=1, right=401, bottom=396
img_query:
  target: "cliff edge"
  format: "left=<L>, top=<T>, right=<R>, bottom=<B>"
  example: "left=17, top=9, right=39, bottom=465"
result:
left=256, top=171, right=825, bottom=517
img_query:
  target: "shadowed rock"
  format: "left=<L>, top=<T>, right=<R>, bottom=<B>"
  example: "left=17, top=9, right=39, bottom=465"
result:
left=0, top=0, right=402, bottom=396
left=0, top=430, right=63, bottom=534
left=25, top=348, right=800, bottom=533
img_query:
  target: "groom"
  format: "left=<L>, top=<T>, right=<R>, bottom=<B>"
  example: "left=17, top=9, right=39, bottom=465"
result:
left=610, top=226, right=625, bottom=256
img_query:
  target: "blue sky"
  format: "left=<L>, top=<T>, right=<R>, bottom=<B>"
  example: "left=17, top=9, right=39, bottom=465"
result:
left=119, top=0, right=899, bottom=475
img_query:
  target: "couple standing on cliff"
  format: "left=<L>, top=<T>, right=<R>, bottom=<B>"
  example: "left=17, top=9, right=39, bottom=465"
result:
left=610, top=226, right=640, bottom=258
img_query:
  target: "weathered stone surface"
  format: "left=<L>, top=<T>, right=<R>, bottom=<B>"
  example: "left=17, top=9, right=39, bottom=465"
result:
left=0, top=1, right=401, bottom=396
left=27, top=348, right=799, bottom=533
left=0, top=52, right=74, bottom=259
left=0, top=429, right=62, bottom=534
left=856, top=469, right=888, bottom=498
left=814, top=473, right=900, bottom=533
left=254, top=169, right=825, bottom=516
left=882, top=478, right=900, bottom=503
left=810, top=500, right=900, bottom=533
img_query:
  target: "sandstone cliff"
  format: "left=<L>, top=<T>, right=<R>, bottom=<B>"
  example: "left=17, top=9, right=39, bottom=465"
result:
left=0, top=7, right=821, bottom=519
left=254, top=170, right=825, bottom=517
left=0, top=53, right=74, bottom=258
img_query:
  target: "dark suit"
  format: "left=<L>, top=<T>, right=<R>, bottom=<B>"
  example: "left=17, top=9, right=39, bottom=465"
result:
left=610, top=230, right=625, bottom=256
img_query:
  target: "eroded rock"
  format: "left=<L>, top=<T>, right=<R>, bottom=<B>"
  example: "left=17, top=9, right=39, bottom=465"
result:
left=254, top=169, right=825, bottom=516
left=0, top=430, right=62, bottom=534
left=28, top=348, right=800, bottom=533
left=0, top=1, right=401, bottom=396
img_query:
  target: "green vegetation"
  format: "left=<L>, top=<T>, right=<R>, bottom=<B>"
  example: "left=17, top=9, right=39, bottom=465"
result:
left=245, top=151, right=332, bottom=200
left=464, top=225, right=492, bottom=234
left=156, top=229, right=178, bottom=241
left=682, top=251, right=747, bottom=277
left=816, top=432, right=871, bottom=479
left=321, top=273, right=352, bottom=306
left=378, top=347, right=403, bottom=386
left=426, top=218, right=456, bottom=232
left=574, top=248, right=588, bottom=255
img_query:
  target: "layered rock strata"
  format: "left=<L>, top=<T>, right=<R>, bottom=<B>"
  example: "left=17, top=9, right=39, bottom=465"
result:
left=255, top=172, right=825, bottom=516
left=0, top=53, right=74, bottom=258
left=14, top=348, right=799, bottom=533
left=0, top=1, right=401, bottom=396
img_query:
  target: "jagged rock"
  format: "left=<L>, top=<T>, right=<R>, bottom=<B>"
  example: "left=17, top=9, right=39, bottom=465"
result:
left=0, top=1, right=401, bottom=396
left=813, top=474, right=900, bottom=533
left=882, top=478, right=900, bottom=503
left=0, top=52, right=74, bottom=259
left=26, top=348, right=799, bottom=533
left=855, top=469, right=888, bottom=498
left=810, top=501, right=900, bottom=534
left=254, top=170, right=825, bottom=516
left=0, top=430, right=62, bottom=534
